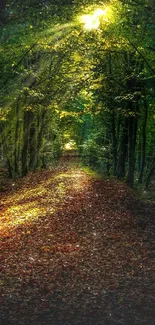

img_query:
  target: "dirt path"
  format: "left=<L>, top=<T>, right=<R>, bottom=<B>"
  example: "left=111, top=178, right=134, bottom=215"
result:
left=0, top=162, right=155, bottom=325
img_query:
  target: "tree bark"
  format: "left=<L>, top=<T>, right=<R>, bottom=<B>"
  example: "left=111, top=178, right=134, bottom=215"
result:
left=29, top=112, right=37, bottom=171
left=126, top=115, right=137, bottom=187
left=117, top=117, right=128, bottom=179
left=145, top=156, right=155, bottom=189
left=21, top=110, right=31, bottom=176
left=111, top=110, right=117, bottom=175
left=138, top=99, right=148, bottom=184
left=36, top=108, right=46, bottom=168
left=14, top=97, right=20, bottom=174
left=0, top=121, right=13, bottom=178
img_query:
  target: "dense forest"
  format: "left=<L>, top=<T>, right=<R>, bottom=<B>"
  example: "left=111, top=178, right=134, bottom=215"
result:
left=0, top=2, right=155, bottom=325
left=0, top=0, right=155, bottom=187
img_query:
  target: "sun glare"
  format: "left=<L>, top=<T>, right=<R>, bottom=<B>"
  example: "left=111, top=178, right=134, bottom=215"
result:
left=80, top=7, right=108, bottom=30
left=64, top=140, right=76, bottom=150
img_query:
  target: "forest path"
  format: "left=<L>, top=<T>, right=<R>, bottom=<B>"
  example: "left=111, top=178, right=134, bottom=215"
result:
left=0, top=161, right=155, bottom=325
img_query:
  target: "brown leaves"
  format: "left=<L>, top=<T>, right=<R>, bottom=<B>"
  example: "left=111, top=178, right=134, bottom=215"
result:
left=0, top=164, right=155, bottom=324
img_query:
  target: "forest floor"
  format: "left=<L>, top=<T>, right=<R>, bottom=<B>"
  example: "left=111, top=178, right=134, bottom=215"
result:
left=0, top=159, right=155, bottom=325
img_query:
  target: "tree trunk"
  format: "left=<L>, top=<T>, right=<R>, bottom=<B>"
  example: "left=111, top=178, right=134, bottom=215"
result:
left=0, top=121, right=13, bottom=178
left=21, top=110, right=31, bottom=176
left=108, top=53, right=117, bottom=175
left=117, top=117, right=128, bottom=179
left=36, top=108, right=46, bottom=168
left=125, top=52, right=140, bottom=187
left=138, top=99, right=148, bottom=184
left=29, top=112, right=37, bottom=171
left=145, top=156, right=155, bottom=189
left=111, top=110, right=117, bottom=175
left=137, top=137, right=141, bottom=173
left=14, top=97, right=20, bottom=174
left=126, top=115, right=137, bottom=187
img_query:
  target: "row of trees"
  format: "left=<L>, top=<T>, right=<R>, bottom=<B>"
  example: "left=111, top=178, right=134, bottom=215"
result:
left=75, top=0, right=155, bottom=188
left=0, top=0, right=155, bottom=188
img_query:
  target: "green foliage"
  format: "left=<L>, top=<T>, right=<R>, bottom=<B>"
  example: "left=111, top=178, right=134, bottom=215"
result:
left=0, top=0, right=155, bottom=187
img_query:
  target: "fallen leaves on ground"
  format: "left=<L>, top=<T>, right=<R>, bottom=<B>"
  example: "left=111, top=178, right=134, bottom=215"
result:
left=0, top=162, right=155, bottom=325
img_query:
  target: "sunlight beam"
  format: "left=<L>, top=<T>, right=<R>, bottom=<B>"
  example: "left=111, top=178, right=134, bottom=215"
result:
left=80, top=7, right=108, bottom=31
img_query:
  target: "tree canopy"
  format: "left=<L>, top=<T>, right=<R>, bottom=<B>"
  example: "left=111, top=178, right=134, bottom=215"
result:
left=0, top=0, right=155, bottom=187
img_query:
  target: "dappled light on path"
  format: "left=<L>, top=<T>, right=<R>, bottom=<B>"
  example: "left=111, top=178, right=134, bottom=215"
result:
left=0, top=163, right=155, bottom=325
left=0, top=167, right=89, bottom=237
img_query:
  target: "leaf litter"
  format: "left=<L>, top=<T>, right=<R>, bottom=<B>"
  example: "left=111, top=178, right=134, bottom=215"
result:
left=0, top=162, right=155, bottom=325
